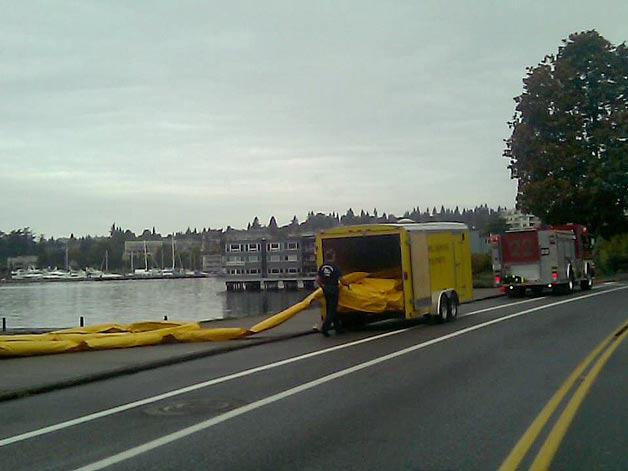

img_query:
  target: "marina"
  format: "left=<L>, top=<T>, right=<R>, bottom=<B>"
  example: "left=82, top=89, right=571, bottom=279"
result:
left=4, top=267, right=211, bottom=283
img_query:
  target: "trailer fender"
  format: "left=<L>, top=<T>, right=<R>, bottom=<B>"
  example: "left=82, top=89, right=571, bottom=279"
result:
left=432, top=289, right=457, bottom=322
left=431, top=290, right=446, bottom=315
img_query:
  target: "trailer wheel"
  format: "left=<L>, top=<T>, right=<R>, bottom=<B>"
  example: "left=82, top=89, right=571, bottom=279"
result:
left=437, top=294, right=450, bottom=323
left=580, top=277, right=593, bottom=291
left=448, top=292, right=459, bottom=321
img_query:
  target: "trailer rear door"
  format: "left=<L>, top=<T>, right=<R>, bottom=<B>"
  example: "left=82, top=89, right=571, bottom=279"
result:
left=409, top=231, right=431, bottom=315
left=454, top=231, right=473, bottom=301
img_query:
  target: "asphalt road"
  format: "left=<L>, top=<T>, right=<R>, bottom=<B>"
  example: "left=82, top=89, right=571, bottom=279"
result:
left=0, top=284, right=626, bottom=470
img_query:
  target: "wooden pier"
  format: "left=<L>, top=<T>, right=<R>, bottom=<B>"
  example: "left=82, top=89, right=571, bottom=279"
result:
left=225, top=277, right=316, bottom=291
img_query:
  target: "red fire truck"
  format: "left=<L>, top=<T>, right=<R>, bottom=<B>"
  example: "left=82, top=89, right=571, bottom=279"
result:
left=491, top=224, right=594, bottom=296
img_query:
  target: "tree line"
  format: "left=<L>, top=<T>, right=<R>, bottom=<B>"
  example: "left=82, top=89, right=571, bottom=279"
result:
left=240, top=205, right=508, bottom=236
left=1, top=205, right=507, bottom=273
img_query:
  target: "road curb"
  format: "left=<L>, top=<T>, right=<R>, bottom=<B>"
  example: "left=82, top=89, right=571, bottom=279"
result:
left=0, top=294, right=503, bottom=403
left=0, top=329, right=317, bottom=403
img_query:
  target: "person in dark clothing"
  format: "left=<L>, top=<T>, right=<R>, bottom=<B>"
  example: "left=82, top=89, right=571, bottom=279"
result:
left=317, top=262, right=349, bottom=336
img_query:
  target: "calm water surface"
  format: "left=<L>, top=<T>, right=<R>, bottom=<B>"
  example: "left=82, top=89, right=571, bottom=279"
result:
left=0, top=278, right=313, bottom=329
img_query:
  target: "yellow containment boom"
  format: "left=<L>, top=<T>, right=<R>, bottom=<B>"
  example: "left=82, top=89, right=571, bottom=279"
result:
left=0, top=272, right=401, bottom=358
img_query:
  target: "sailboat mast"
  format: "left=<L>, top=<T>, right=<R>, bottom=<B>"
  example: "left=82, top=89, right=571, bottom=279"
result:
left=171, top=235, right=175, bottom=270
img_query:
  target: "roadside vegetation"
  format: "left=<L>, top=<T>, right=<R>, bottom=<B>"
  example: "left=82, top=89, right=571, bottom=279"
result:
left=595, top=234, right=628, bottom=276
left=472, top=253, right=494, bottom=289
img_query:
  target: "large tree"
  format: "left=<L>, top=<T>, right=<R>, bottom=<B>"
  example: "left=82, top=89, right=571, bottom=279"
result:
left=504, top=30, right=627, bottom=238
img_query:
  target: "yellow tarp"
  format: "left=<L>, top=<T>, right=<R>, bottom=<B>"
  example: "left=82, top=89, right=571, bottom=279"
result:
left=0, top=273, right=403, bottom=358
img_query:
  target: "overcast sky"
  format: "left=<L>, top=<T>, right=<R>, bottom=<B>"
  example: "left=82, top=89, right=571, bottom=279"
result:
left=1, top=1, right=625, bottom=237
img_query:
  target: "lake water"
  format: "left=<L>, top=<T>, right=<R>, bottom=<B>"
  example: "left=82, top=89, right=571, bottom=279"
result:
left=0, top=278, right=313, bottom=329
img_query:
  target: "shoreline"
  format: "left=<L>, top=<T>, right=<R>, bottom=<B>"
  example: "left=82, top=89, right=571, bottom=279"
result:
left=0, top=273, right=217, bottom=284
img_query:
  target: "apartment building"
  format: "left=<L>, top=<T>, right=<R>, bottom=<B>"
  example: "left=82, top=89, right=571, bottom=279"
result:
left=500, top=209, right=542, bottom=230
left=222, top=230, right=315, bottom=279
left=223, top=232, right=265, bottom=277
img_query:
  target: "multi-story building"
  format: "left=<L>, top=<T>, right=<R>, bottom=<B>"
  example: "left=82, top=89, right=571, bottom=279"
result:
left=300, top=234, right=317, bottom=276
left=222, top=230, right=317, bottom=286
left=201, top=229, right=223, bottom=274
left=202, top=254, right=223, bottom=274
left=223, top=229, right=263, bottom=277
left=500, top=209, right=542, bottom=230
left=265, top=238, right=302, bottom=278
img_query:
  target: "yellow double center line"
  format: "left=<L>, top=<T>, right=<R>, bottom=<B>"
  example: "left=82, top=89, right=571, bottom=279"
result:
left=499, top=319, right=628, bottom=471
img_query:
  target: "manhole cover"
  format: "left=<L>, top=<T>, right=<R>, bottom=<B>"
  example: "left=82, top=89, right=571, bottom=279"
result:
left=143, top=398, right=247, bottom=417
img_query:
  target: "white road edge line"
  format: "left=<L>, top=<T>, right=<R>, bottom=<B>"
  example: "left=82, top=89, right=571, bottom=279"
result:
left=458, top=296, right=544, bottom=318
left=73, top=285, right=627, bottom=471
left=0, top=289, right=609, bottom=448
left=0, top=296, right=544, bottom=448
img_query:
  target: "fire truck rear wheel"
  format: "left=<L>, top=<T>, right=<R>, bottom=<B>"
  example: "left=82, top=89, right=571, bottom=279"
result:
left=580, top=277, right=593, bottom=291
left=532, top=286, right=544, bottom=296
left=566, top=271, right=575, bottom=294
left=437, top=294, right=450, bottom=323
left=507, top=286, right=525, bottom=298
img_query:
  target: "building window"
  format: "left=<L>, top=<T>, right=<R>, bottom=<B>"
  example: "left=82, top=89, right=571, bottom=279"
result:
left=287, top=268, right=298, bottom=274
left=269, top=255, right=280, bottom=262
left=287, top=242, right=299, bottom=250
left=248, top=255, right=259, bottom=262
left=228, top=244, right=241, bottom=252
left=248, top=243, right=259, bottom=252
left=269, top=268, right=281, bottom=274
left=268, top=242, right=281, bottom=251
left=285, top=254, right=298, bottom=262
left=248, top=268, right=259, bottom=275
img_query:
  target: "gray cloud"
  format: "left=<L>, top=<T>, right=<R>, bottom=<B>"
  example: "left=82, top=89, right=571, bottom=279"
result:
left=1, top=0, right=626, bottom=236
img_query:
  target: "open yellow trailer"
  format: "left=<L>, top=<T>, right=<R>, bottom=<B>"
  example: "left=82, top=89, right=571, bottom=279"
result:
left=316, top=223, right=473, bottom=323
